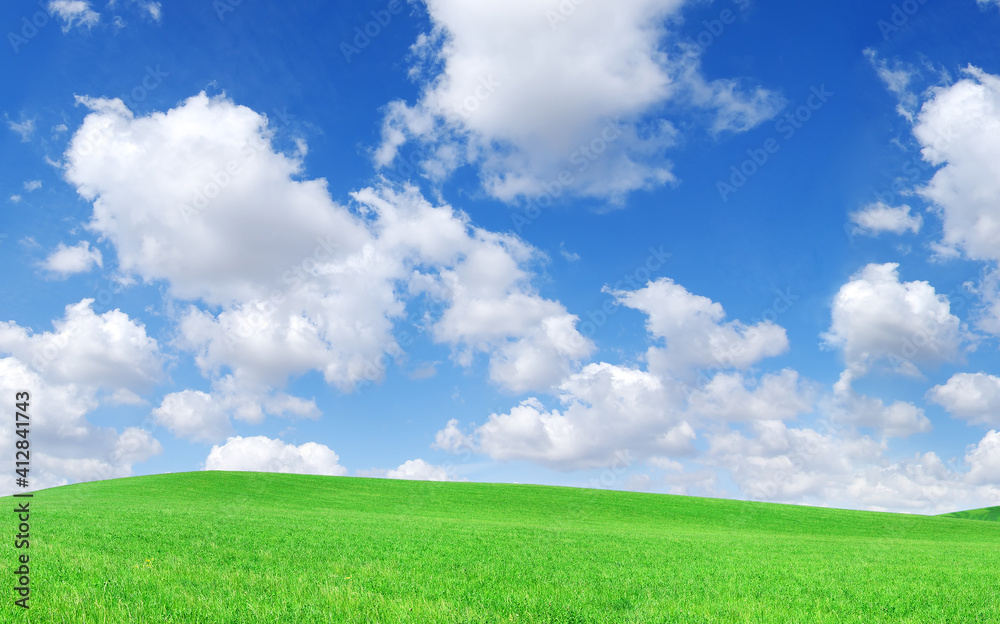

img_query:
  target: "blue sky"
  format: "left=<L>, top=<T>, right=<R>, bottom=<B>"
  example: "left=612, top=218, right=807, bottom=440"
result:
left=3, top=0, right=1000, bottom=513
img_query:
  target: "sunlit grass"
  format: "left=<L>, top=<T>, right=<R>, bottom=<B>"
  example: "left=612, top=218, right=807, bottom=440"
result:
left=2, top=471, right=998, bottom=623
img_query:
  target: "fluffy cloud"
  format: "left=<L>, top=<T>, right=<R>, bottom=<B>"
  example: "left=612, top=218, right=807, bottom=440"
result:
left=63, top=94, right=591, bottom=395
left=445, top=362, right=694, bottom=470
left=386, top=458, right=452, bottom=481
left=824, top=390, right=931, bottom=438
left=616, top=278, right=789, bottom=380
left=151, top=390, right=233, bottom=443
left=41, top=241, right=103, bottom=277
left=0, top=303, right=164, bottom=495
left=375, top=0, right=782, bottom=202
left=823, top=263, right=964, bottom=386
left=927, top=372, right=1000, bottom=426
left=151, top=375, right=320, bottom=443
left=708, top=420, right=1000, bottom=513
left=0, top=299, right=162, bottom=391
left=435, top=280, right=805, bottom=469
left=914, top=66, right=1000, bottom=261
left=204, top=436, right=347, bottom=476
left=48, top=1, right=100, bottom=32
left=686, top=369, right=815, bottom=423
left=848, top=202, right=922, bottom=236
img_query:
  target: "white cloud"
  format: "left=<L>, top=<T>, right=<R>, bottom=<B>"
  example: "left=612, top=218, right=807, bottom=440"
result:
left=435, top=279, right=806, bottom=470
left=151, top=390, right=233, bottom=443
left=23, top=180, right=42, bottom=192
left=141, top=1, right=161, bottom=21
left=375, top=0, right=782, bottom=202
left=0, top=299, right=162, bottom=392
left=41, top=241, right=103, bottom=277
left=964, top=430, right=1000, bottom=484
left=151, top=375, right=321, bottom=443
left=64, top=93, right=591, bottom=394
left=7, top=118, right=35, bottom=142
left=686, top=369, right=815, bottom=423
left=204, top=436, right=347, bottom=476
left=849, top=202, right=922, bottom=236
left=928, top=372, right=1000, bottom=426
left=977, top=0, right=1000, bottom=9
left=0, top=303, right=164, bottom=495
left=865, top=49, right=919, bottom=121
left=48, top=1, right=101, bottom=32
left=447, top=362, right=694, bottom=470
left=914, top=66, right=1000, bottom=262
left=386, top=458, right=452, bottom=481
left=707, top=420, right=1000, bottom=513
left=823, top=263, right=964, bottom=386
left=432, top=418, right=471, bottom=453
left=615, top=278, right=788, bottom=380
left=10, top=195, right=21, bottom=203
left=824, top=390, right=931, bottom=438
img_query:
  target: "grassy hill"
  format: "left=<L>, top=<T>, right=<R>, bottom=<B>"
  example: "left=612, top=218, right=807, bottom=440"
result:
left=939, top=505, right=1000, bottom=522
left=2, top=471, right=998, bottom=623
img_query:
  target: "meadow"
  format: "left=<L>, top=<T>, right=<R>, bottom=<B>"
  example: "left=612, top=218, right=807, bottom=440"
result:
left=2, top=471, right=998, bottom=623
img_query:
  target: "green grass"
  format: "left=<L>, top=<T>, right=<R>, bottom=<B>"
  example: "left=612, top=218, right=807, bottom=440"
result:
left=939, top=505, right=1000, bottom=522
left=2, top=471, right=998, bottom=623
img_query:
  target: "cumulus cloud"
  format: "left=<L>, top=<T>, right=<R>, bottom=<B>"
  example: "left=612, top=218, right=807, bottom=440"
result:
left=375, top=0, right=782, bottom=202
left=914, top=66, right=1000, bottom=262
left=63, top=93, right=590, bottom=395
left=824, top=390, right=931, bottom=438
left=823, top=263, right=964, bottom=387
left=41, top=241, right=103, bottom=277
left=686, top=369, right=815, bottom=423
left=152, top=375, right=320, bottom=443
left=0, top=299, right=162, bottom=391
left=151, top=390, right=233, bottom=443
left=464, top=363, right=694, bottom=470
left=928, top=372, right=1000, bottom=426
left=848, top=203, right=923, bottom=236
left=615, top=278, right=789, bottom=380
left=0, top=302, right=164, bottom=495
left=435, top=279, right=805, bottom=470
left=23, top=180, right=42, bottom=192
left=386, top=458, right=452, bottom=481
left=48, top=1, right=101, bottom=31
left=707, top=420, right=1000, bottom=513
left=204, top=436, right=347, bottom=476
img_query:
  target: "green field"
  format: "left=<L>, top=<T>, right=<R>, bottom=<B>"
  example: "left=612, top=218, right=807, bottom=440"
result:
left=2, top=471, right=999, bottom=623
left=939, top=505, right=1000, bottom=523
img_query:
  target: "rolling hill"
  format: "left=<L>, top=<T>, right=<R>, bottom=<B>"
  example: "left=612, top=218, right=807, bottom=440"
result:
left=2, top=471, right=998, bottom=623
